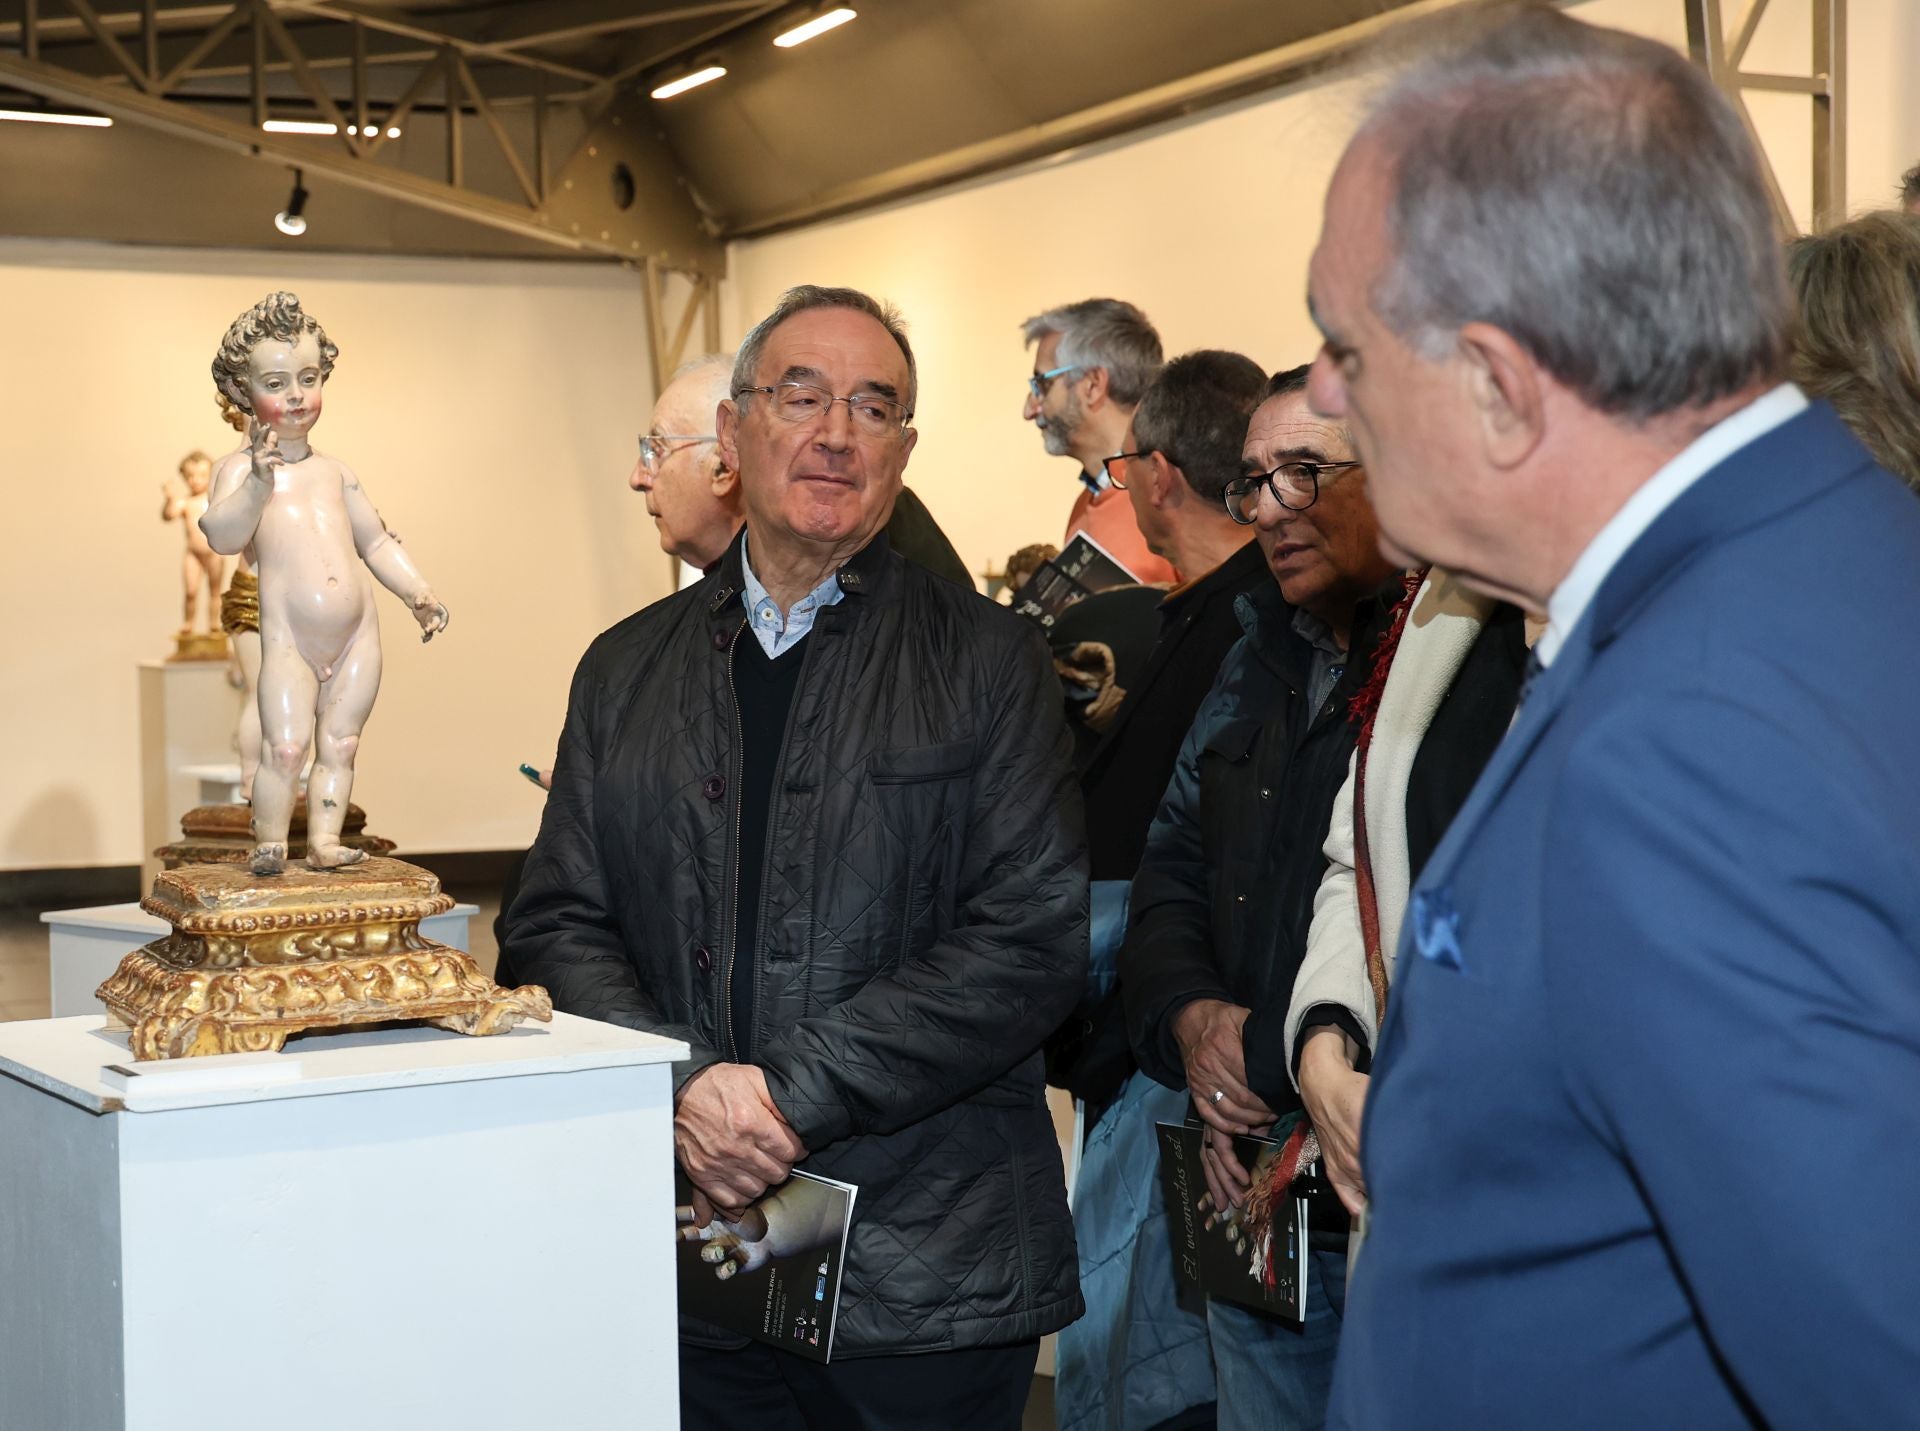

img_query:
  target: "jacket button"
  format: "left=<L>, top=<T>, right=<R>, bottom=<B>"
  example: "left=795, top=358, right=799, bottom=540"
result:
left=1235, top=894, right=1247, bottom=904
left=1259, top=787, right=1271, bottom=800
left=702, top=774, right=726, bottom=801
left=711, top=629, right=730, bottom=650
left=694, top=945, right=713, bottom=973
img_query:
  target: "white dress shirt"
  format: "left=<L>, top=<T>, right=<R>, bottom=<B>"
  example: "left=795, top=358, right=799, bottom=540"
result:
left=1536, top=384, right=1807, bottom=669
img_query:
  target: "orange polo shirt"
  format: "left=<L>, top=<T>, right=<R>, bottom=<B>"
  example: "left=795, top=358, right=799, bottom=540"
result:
left=1065, top=482, right=1180, bottom=586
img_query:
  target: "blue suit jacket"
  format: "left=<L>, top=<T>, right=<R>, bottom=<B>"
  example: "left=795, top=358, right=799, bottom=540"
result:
left=1331, top=403, right=1920, bottom=1429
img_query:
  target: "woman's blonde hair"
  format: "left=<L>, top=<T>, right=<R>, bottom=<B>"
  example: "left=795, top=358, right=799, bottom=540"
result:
left=1788, top=211, right=1920, bottom=490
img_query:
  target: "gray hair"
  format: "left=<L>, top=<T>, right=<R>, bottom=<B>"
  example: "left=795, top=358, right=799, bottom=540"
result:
left=1358, top=4, right=1790, bottom=421
left=1901, top=162, right=1920, bottom=209
left=212, top=291, right=338, bottom=414
left=1020, top=298, right=1163, bottom=407
left=1130, top=350, right=1269, bottom=503
left=731, top=286, right=917, bottom=414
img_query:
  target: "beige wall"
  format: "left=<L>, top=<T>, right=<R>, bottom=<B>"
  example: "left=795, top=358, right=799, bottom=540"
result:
left=6, top=0, right=1915, bottom=871
left=0, top=242, right=667, bottom=869
left=721, top=0, right=1920, bottom=587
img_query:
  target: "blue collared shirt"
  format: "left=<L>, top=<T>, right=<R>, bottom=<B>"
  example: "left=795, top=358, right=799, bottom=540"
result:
left=740, top=535, right=844, bottom=658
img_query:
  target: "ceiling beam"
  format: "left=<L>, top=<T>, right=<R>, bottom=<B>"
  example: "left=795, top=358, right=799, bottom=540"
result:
left=270, top=2, right=609, bottom=84
left=439, top=0, right=766, bottom=54
left=0, top=47, right=602, bottom=251
left=723, top=0, right=1518, bottom=238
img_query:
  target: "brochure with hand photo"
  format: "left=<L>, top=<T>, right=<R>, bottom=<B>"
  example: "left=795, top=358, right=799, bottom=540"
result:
left=675, top=1170, right=858, bottom=1363
left=1156, top=1121, right=1313, bottom=1322
left=1012, top=532, right=1143, bottom=632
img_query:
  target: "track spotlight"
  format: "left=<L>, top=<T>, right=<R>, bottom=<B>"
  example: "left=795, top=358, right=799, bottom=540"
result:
left=274, top=170, right=310, bottom=237
left=774, top=7, right=857, bottom=47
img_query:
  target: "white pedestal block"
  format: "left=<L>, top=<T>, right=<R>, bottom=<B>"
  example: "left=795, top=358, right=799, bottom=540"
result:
left=176, top=762, right=244, bottom=806
left=0, top=1012, right=688, bottom=1431
left=137, top=661, right=244, bottom=890
left=41, top=901, right=481, bottom=1018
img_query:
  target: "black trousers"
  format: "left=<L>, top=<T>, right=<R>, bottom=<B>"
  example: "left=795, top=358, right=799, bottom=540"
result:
left=678, top=1338, right=1038, bottom=1431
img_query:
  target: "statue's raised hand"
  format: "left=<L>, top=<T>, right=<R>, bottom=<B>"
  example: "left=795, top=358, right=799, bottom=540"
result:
left=247, top=420, right=284, bottom=485
left=411, top=590, right=450, bottom=643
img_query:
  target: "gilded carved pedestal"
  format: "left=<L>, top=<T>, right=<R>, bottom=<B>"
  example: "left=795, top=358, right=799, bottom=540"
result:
left=97, top=857, right=551, bottom=1061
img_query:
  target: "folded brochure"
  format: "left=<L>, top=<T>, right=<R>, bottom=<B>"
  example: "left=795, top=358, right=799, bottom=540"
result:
left=676, top=1170, right=858, bottom=1363
left=1156, top=1120, right=1315, bottom=1321
left=1011, top=531, right=1142, bottom=631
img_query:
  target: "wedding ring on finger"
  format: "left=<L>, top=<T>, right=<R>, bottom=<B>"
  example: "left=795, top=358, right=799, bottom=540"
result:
left=1210, top=1089, right=1226, bottom=1105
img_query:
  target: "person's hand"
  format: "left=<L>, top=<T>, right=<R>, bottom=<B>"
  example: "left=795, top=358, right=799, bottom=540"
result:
left=1201, top=1123, right=1254, bottom=1216
left=1298, top=1026, right=1370, bottom=1215
left=677, top=1202, right=774, bottom=1280
left=411, top=590, right=450, bottom=642
left=674, top=1063, right=808, bottom=1220
left=247, top=421, right=284, bottom=485
left=1173, top=998, right=1274, bottom=1134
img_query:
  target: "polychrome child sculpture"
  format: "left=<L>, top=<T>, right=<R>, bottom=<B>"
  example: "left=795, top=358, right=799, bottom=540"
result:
left=201, top=292, right=449, bottom=875
left=160, top=450, right=227, bottom=634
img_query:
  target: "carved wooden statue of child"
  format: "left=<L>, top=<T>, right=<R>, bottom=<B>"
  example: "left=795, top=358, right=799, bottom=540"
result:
left=160, top=450, right=227, bottom=634
left=200, top=292, right=449, bottom=875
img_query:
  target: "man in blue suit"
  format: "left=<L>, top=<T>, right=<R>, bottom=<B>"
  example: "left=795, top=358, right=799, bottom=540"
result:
left=1302, top=7, right=1920, bottom=1427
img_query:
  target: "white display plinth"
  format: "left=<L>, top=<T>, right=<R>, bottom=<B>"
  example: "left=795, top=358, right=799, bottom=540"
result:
left=41, top=901, right=481, bottom=1018
left=177, top=762, right=244, bottom=806
left=137, top=660, right=245, bottom=890
left=0, top=1012, right=688, bottom=1431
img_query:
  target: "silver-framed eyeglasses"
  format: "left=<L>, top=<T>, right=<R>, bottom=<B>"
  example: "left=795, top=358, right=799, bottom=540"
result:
left=1028, top=363, right=1080, bottom=399
left=735, top=381, right=912, bottom=436
left=1223, top=459, right=1363, bottom=523
left=638, top=432, right=716, bottom=471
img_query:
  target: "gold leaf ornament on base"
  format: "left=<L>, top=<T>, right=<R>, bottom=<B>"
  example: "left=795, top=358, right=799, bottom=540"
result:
left=97, top=857, right=551, bottom=1060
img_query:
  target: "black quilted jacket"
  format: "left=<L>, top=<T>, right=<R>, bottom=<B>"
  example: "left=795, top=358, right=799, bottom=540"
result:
left=507, top=529, right=1089, bottom=1356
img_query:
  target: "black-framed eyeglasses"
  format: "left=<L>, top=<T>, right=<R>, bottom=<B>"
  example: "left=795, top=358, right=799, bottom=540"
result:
left=1027, top=364, right=1080, bottom=399
left=1223, top=460, right=1362, bottom=523
left=637, top=432, right=716, bottom=472
left=1101, top=450, right=1154, bottom=490
left=735, top=381, right=912, bottom=436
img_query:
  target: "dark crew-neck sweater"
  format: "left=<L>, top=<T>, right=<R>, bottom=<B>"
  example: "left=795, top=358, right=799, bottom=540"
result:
left=728, top=630, right=810, bottom=1057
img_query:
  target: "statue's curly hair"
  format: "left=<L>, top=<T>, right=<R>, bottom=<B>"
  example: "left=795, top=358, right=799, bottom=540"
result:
left=211, top=291, right=338, bottom=414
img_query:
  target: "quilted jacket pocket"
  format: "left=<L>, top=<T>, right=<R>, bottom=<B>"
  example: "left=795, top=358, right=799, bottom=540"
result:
left=869, top=739, right=973, bottom=783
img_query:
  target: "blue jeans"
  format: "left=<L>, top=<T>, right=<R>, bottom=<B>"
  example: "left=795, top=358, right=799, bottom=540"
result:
left=1206, top=1240, right=1347, bottom=1431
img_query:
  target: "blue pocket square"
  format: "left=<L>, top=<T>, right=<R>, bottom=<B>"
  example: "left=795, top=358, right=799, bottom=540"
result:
left=1411, top=887, right=1464, bottom=970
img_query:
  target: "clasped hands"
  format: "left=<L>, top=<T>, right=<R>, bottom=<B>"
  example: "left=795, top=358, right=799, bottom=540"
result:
left=674, top=1061, right=809, bottom=1227
left=1173, top=998, right=1275, bottom=1218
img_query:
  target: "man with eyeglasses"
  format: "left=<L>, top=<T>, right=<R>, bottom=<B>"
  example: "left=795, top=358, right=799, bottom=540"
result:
left=1118, top=365, right=1403, bottom=1431
left=509, top=284, right=1087, bottom=1430
left=1050, top=348, right=1272, bottom=1431
left=1021, top=298, right=1178, bottom=585
left=632, top=355, right=972, bottom=585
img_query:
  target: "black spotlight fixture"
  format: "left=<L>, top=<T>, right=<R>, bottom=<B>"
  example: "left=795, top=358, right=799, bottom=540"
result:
left=274, top=169, right=309, bottom=237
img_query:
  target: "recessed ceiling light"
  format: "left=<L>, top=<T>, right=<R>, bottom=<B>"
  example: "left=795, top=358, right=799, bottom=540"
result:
left=0, top=107, right=112, bottom=127
left=650, top=65, right=727, bottom=100
left=774, top=8, right=857, bottom=48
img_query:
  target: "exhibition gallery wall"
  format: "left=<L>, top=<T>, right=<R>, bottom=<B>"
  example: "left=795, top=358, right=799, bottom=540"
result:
left=2, top=0, right=1916, bottom=876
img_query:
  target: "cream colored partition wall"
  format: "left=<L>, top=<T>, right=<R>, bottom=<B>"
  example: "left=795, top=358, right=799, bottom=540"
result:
left=721, top=0, right=1920, bottom=589
left=0, top=242, right=665, bottom=870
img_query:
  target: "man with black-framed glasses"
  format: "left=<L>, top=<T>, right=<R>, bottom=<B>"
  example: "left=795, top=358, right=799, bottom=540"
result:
left=1119, top=365, right=1405, bottom=1431
left=1021, top=297, right=1177, bottom=585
